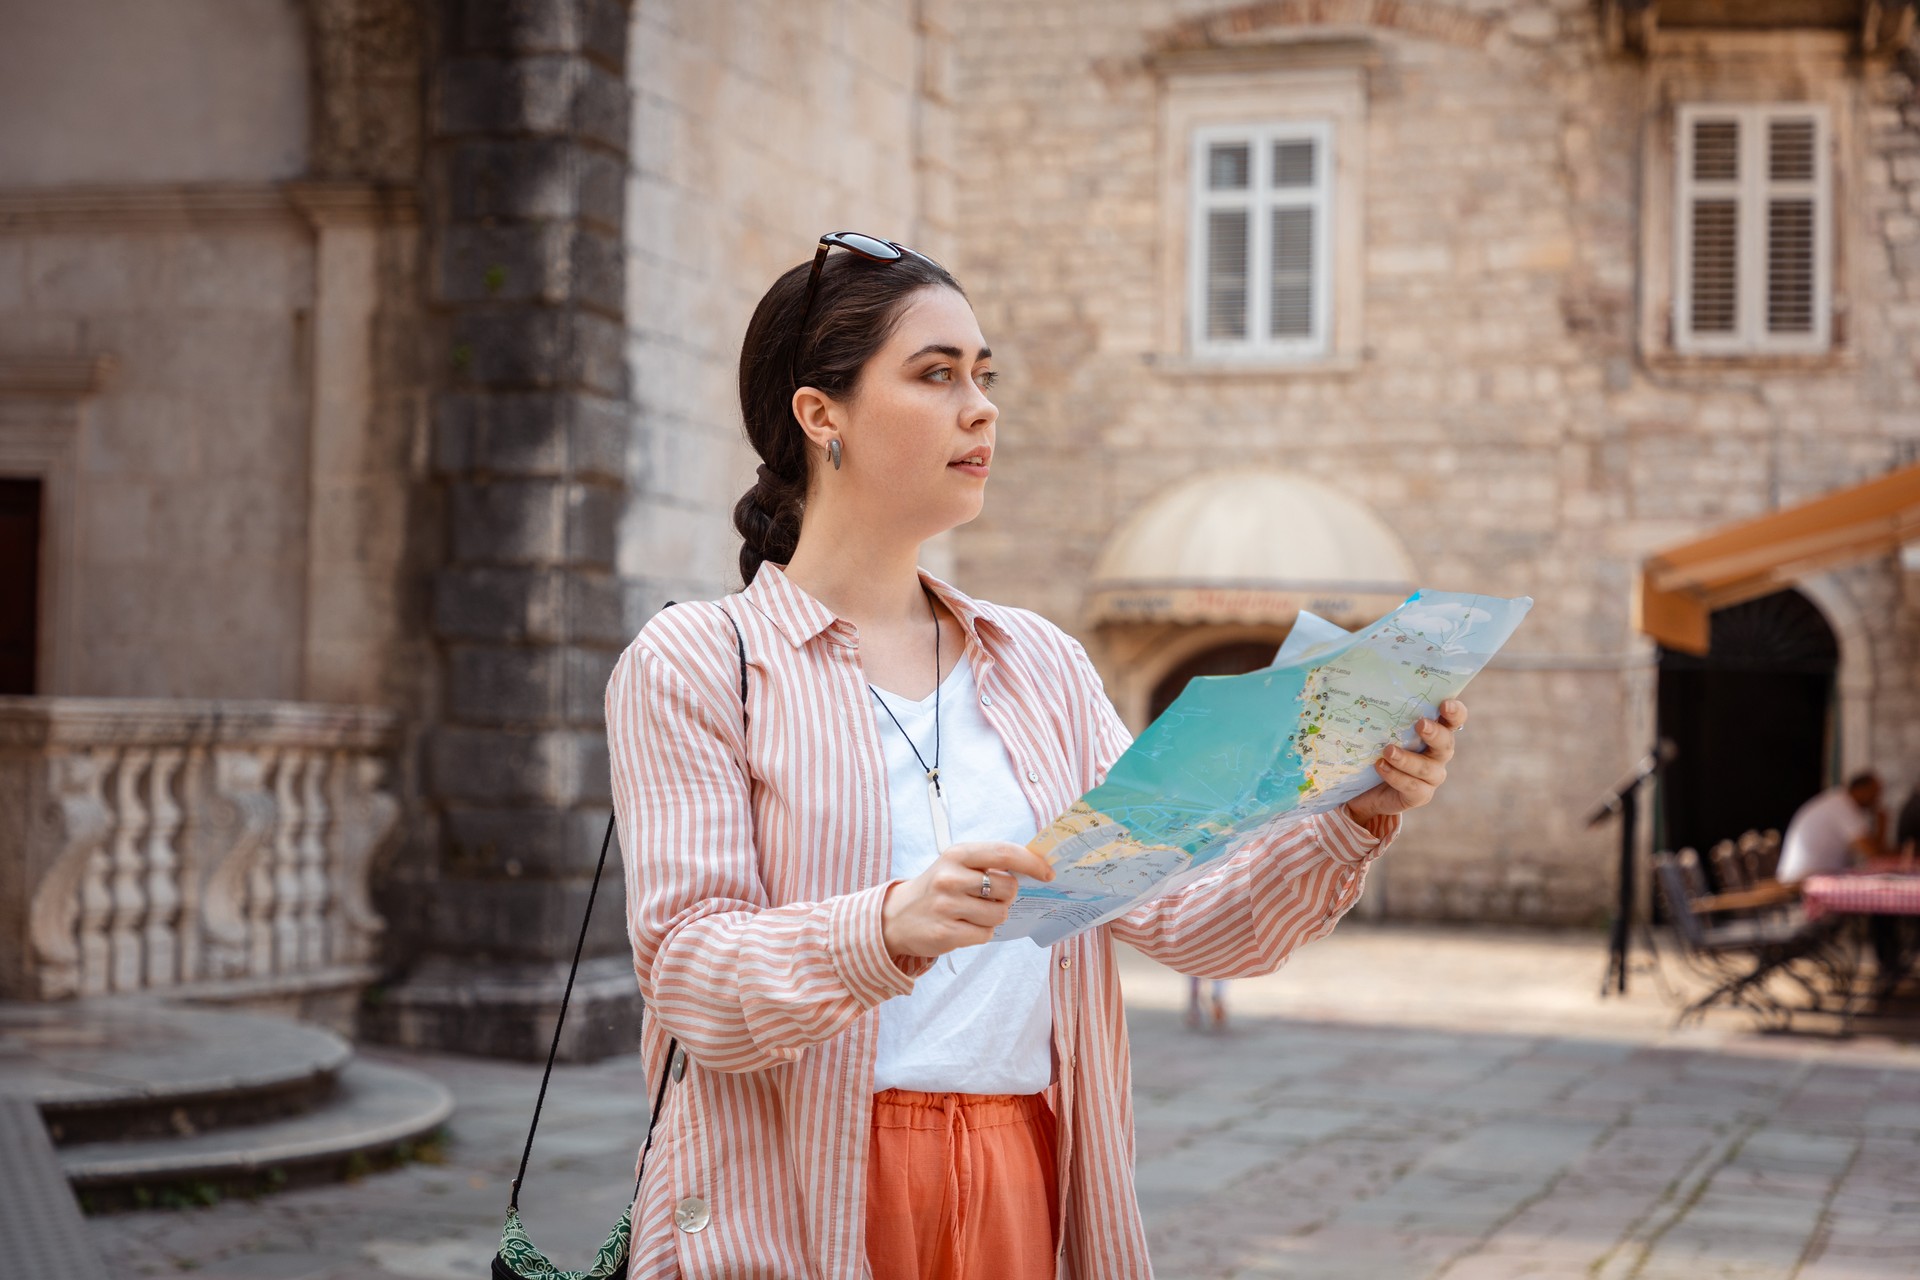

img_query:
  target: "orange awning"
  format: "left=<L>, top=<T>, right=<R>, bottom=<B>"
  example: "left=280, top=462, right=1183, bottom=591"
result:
left=1636, top=463, right=1920, bottom=654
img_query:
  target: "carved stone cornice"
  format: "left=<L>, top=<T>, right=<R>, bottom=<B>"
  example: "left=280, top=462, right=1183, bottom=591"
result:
left=1602, top=0, right=1918, bottom=58
left=1147, top=35, right=1384, bottom=76
left=0, top=181, right=420, bottom=233
left=284, top=180, right=421, bottom=229
left=1154, top=0, right=1496, bottom=59
left=0, top=355, right=116, bottom=397
left=0, top=697, right=399, bottom=752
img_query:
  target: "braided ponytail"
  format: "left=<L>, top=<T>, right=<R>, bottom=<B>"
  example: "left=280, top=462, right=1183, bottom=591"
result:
left=732, top=463, right=805, bottom=585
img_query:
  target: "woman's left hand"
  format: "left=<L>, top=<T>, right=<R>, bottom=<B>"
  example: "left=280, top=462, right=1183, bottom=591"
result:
left=1342, top=699, right=1468, bottom=824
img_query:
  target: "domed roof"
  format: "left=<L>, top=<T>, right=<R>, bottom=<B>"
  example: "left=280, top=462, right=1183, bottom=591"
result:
left=1087, top=469, right=1417, bottom=626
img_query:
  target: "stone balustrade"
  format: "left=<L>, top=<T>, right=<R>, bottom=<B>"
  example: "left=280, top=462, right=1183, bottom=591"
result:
left=0, top=698, right=399, bottom=1008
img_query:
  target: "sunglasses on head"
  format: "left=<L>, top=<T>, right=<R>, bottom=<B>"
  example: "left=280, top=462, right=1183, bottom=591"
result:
left=794, top=231, right=944, bottom=344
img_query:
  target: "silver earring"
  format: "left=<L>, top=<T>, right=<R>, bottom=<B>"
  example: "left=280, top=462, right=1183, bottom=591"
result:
left=828, top=439, right=842, bottom=470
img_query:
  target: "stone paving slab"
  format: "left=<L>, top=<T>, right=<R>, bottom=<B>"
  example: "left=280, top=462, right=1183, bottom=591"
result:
left=82, top=924, right=1920, bottom=1279
left=0, top=1097, right=109, bottom=1278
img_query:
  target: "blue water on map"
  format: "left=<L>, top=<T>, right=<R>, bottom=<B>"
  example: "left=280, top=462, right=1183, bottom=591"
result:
left=1096, top=663, right=1314, bottom=855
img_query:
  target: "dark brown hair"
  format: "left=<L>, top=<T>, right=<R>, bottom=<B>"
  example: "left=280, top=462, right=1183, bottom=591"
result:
left=733, top=248, right=965, bottom=585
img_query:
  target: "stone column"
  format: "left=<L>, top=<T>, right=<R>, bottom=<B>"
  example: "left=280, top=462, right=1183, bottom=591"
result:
left=373, top=0, right=637, bottom=1061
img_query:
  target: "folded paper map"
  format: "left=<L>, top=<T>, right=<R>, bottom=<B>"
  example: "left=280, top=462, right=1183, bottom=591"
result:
left=995, top=591, right=1533, bottom=946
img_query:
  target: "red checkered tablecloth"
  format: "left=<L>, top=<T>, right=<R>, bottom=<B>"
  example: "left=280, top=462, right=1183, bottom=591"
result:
left=1801, top=872, right=1920, bottom=921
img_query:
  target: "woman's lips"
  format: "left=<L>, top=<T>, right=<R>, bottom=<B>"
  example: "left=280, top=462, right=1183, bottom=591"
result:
left=948, top=459, right=990, bottom=476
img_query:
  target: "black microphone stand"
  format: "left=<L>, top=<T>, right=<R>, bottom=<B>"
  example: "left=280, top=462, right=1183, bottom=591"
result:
left=1588, top=740, right=1675, bottom=997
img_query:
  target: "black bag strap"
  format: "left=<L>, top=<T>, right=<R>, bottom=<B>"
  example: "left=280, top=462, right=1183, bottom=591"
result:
left=508, top=600, right=750, bottom=1213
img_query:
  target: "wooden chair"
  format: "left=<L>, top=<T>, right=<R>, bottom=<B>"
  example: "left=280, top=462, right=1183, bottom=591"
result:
left=1752, top=829, right=1783, bottom=881
left=1708, top=839, right=1749, bottom=893
left=1652, top=850, right=1847, bottom=1029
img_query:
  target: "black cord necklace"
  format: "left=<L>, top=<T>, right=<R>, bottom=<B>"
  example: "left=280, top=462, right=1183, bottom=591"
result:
left=868, top=588, right=951, bottom=849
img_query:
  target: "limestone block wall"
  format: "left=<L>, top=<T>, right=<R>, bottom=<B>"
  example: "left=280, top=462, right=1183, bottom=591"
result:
left=0, top=0, right=431, bottom=713
left=0, top=0, right=310, bottom=186
left=0, top=0, right=317, bottom=701
left=948, top=0, right=1920, bottom=922
left=621, top=0, right=955, bottom=620
left=0, top=210, right=318, bottom=701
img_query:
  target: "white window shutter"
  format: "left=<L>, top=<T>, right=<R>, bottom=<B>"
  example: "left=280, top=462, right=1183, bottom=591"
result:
left=1689, top=197, right=1739, bottom=335
left=1270, top=206, right=1315, bottom=339
left=1674, top=104, right=1829, bottom=355
left=1206, top=209, right=1250, bottom=340
left=1190, top=123, right=1333, bottom=360
left=1764, top=116, right=1821, bottom=339
left=1689, top=117, right=1739, bottom=336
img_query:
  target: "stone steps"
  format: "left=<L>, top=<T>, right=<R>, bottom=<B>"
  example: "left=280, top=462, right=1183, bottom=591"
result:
left=0, top=997, right=453, bottom=1212
left=65, top=1058, right=453, bottom=1209
left=2, top=1000, right=352, bottom=1143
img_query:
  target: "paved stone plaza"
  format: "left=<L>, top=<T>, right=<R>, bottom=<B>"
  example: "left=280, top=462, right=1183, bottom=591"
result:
left=87, top=925, right=1920, bottom=1279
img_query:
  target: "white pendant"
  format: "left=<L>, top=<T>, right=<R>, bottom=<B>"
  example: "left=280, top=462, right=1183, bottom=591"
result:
left=926, top=771, right=951, bottom=849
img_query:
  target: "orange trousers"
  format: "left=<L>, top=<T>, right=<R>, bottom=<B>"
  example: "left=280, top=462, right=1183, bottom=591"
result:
left=865, top=1088, right=1059, bottom=1280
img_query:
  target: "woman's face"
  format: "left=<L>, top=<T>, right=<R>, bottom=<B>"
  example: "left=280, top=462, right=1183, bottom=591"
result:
left=828, top=285, right=999, bottom=541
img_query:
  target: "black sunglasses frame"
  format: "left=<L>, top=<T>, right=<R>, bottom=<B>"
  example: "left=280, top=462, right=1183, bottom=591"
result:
left=792, top=232, right=943, bottom=361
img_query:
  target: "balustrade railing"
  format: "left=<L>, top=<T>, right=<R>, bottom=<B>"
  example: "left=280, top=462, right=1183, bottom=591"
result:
left=0, top=698, right=399, bottom=1002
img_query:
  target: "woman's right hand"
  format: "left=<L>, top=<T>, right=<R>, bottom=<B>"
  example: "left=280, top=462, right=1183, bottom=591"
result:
left=881, top=841, right=1057, bottom=960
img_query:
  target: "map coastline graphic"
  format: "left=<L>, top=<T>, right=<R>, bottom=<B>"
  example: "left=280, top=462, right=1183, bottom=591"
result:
left=995, top=591, right=1534, bottom=946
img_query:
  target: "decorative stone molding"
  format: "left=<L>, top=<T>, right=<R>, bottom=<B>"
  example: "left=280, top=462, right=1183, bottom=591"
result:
left=0, top=356, right=115, bottom=397
left=1155, top=0, right=1497, bottom=58
left=285, top=180, right=422, bottom=229
left=1601, top=0, right=1918, bottom=59
left=0, top=181, right=418, bottom=233
left=0, top=698, right=399, bottom=1004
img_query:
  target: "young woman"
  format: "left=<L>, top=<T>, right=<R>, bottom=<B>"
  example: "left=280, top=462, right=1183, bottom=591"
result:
left=606, top=234, right=1468, bottom=1280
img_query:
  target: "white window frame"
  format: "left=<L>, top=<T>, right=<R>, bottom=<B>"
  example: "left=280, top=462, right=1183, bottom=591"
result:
left=1187, top=120, right=1335, bottom=363
left=1673, top=103, right=1832, bottom=357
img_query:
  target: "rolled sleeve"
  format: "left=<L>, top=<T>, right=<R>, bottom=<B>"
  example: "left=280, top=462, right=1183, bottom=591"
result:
left=1322, top=807, right=1401, bottom=864
left=827, top=882, right=926, bottom=1005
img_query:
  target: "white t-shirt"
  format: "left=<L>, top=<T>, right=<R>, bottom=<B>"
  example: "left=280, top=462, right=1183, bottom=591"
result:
left=869, top=655, right=1054, bottom=1095
left=1776, top=787, right=1871, bottom=883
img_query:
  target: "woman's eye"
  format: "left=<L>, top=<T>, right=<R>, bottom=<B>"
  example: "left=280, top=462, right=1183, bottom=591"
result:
left=977, top=370, right=999, bottom=390
left=925, top=366, right=952, bottom=382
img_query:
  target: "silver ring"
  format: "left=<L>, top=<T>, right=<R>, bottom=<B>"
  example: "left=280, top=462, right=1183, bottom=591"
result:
left=978, top=874, right=994, bottom=900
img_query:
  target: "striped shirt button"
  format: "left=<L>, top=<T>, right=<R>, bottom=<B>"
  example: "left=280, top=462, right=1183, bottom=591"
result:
left=1026, top=768, right=1040, bottom=783
left=1059, top=956, right=1072, bottom=970
left=674, top=1196, right=711, bottom=1233
left=981, top=692, right=992, bottom=707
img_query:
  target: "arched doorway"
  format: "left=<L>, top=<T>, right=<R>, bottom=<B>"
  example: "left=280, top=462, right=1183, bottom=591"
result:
left=1084, top=468, right=1418, bottom=730
left=1656, top=588, right=1838, bottom=858
left=1148, top=639, right=1280, bottom=722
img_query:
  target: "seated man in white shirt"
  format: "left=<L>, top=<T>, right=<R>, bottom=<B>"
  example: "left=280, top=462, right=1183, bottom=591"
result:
left=1776, top=772, right=1885, bottom=884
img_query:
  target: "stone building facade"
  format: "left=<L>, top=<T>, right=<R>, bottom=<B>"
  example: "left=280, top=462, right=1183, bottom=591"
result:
left=945, top=0, right=1920, bottom=923
left=0, top=0, right=956, bottom=1058
left=4, top=0, right=1919, bottom=1060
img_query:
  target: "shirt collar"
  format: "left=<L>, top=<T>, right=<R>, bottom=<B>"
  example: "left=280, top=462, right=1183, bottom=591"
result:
left=742, top=562, right=1009, bottom=652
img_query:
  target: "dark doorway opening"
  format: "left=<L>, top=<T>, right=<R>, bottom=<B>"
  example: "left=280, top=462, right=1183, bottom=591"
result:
left=0, top=478, right=42, bottom=695
left=1656, top=589, right=1837, bottom=864
left=1148, top=639, right=1280, bottom=723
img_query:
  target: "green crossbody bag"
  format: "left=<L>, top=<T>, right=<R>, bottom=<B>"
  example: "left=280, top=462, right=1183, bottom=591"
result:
left=492, top=603, right=748, bottom=1280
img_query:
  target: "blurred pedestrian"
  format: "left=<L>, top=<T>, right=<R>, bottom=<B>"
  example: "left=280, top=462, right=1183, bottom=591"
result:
left=1186, top=976, right=1230, bottom=1031
left=1776, top=771, right=1884, bottom=883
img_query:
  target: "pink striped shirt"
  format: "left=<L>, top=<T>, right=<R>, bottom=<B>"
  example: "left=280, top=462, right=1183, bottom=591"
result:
left=607, top=564, right=1396, bottom=1279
